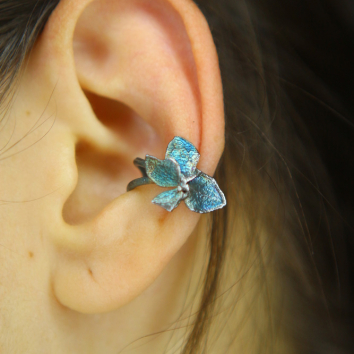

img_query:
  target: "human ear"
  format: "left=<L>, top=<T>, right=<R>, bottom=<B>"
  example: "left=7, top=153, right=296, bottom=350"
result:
left=20, top=0, right=224, bottom=313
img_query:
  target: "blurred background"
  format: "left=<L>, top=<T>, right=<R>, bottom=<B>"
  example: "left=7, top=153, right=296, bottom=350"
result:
left=259, top=0, right=354, bottom=320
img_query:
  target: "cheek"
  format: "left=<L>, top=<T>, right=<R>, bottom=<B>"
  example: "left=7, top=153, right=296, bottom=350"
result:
left=0, top=123, right=77, bottom=208
left=0, top=112, right=77, bottom=317
left=0, top=109, right=77, bottom=250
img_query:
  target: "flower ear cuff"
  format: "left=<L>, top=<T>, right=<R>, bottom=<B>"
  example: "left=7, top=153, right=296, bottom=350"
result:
left=127, top=137, right=226, bottom=213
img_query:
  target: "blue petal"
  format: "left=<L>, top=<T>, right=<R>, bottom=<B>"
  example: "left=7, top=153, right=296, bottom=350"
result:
left=165, top=137, right=200, bottom=179
left=184, top=172, right=226, bottom=213
left=152, top=188, right=184, bottom=212
left=145, top=156, right=181, bottom=187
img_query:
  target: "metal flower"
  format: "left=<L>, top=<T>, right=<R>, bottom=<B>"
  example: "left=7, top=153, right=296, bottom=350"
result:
left=144, top=137, right=226, bottom=213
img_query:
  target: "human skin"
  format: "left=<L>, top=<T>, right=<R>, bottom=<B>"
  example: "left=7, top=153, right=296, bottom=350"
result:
left=0, top=0, right=226, bottom=352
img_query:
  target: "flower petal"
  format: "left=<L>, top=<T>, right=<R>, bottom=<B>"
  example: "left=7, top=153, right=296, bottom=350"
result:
left=145, top=155, right=181, bottom=187
left=152, top=188, right=184, bottom=212
left=184, top=172, right=226, bottom=213
left=165, top=137, right=200, bottom=179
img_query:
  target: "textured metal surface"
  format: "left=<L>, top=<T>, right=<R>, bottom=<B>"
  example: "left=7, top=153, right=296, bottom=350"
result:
left=133, top=158, right=148, bottom=177
left=152, top=189, right=184, bottom=212
left=185, top=171, right=226, bottom=213
left=165, top=136, right=200, bottom=179
left=127, top=137, right=226, bottom=213
left=127, top=177, right=154, bottom=191
left=145, top=155, right=180, bottom=187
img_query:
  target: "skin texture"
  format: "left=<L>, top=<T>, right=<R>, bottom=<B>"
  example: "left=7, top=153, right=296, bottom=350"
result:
left=0, top=0, right=226, bottom=352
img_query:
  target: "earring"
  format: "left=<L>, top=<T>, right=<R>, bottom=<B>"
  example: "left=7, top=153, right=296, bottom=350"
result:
left=127, top=136, right=226, bottom=213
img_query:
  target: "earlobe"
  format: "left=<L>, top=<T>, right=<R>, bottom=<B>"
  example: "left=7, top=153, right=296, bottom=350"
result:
left=27, top=0, right=225, bottom=313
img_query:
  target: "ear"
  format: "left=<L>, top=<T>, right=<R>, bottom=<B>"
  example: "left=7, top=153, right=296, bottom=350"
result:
left=23, top=0, right=224, bottom=313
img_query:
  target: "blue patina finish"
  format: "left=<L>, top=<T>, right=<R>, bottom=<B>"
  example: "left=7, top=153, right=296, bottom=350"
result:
left=184, top=172, right=226, bottom=213
left=165, top=136, right=200, bottom=180
left=145, top=155, right=181, bottom=187
left=143, top=136, right=226, bottom=213
left=151, top=188, right=184, bottom=212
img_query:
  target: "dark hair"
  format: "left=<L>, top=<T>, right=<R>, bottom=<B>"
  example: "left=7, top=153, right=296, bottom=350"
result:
left=0, top=0, right=59, bottom=113
left=1, top=0, right=353, bottom=352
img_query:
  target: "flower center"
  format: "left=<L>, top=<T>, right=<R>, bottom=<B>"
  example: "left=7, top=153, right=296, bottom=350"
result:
left=177, top=179, right=189, bottom=197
